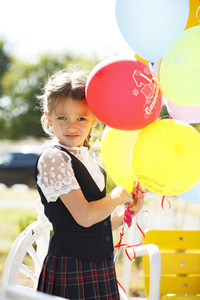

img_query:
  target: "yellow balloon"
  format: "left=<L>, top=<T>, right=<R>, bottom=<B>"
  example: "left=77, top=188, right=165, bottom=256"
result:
left=101, top=127, right=140, bottom=192
left=185, top=0, right=200, bottom=30
left=132, top=119, right=200, bottom=196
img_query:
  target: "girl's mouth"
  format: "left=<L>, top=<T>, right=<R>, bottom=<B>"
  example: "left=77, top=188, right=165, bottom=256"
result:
left=65, top=134, right=79, bottom=138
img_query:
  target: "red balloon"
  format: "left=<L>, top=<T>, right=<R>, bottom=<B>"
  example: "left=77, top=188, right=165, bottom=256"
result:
left=86, top=57, right=162, bottom=130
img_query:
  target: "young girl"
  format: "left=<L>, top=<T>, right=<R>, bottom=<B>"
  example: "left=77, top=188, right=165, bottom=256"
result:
left=35, top=68, right=144, bottom=300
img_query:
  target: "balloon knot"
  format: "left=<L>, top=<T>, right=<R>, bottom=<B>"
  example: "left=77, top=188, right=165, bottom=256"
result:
left=124, top=207, right=135, bottom=227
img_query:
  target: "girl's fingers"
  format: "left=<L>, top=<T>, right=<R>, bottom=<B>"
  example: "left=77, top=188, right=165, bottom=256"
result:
left=132, top=186, right=145, bottom=198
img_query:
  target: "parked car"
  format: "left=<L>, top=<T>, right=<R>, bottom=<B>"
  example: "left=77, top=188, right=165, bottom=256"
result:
left=0, top=145, right=42, bottom=188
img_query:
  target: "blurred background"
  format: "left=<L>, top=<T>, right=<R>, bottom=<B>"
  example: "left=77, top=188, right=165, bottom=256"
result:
left=0, top=0, right=199, bottom=297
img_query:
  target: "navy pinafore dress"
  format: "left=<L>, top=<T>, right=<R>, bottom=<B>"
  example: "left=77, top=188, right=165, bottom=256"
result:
left=35, top=146, right=120, bottom=300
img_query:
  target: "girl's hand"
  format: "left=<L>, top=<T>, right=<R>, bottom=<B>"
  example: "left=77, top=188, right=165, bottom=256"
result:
left=110, top=186, right=133, bottom=207
left=129, top=186, right=145, bottom=216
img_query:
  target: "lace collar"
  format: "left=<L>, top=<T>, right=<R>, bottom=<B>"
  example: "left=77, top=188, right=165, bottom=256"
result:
left=57, top=143, right=88, bottom=157
left=42, top=140, right=88, bottom=157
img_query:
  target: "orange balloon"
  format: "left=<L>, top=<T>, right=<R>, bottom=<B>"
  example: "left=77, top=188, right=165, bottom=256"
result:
left=185, top=0, right=200, bottom=29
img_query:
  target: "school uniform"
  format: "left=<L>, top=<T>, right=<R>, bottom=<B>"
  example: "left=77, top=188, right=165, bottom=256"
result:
left=35, top=144, right=120, bottom=300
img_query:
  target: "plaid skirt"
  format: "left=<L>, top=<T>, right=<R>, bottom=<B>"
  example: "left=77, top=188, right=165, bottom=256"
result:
left=37, top=255, right=120, bottom=300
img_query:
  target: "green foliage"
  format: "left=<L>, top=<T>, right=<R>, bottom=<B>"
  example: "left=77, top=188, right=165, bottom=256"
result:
left=1, top=37, right=199, bottom=140
left=192, top=122, right=200, bottom=133
left=0, top=208, right=37, bottom=250
left=106, top=173, right=117, bottom=194
left=0, top=40, right=99, bottom=139
left=0, top=40, right=12, bottom=132
left=18, top=214, right=37, bottom=233
left=134, top=256, right=142, bottom=269
left=159, top=104, right=169, bottom=119
left=0, top=40, right=11, bottom=97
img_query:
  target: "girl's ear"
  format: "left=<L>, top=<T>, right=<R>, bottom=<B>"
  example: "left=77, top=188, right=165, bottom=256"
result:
left=45, top=112, right=52, bottom=126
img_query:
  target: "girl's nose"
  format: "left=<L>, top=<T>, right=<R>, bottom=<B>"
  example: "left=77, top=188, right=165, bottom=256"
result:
left=68, top=119, right=77, bottom=129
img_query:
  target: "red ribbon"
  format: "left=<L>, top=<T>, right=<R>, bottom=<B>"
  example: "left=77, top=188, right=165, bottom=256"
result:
left=117, top=280, right=127, bottom=294
left=124, top=207, right=135, bottom=228
left=114, top=226, right=125, bottom=249
left=115, top=181, right=147, bottom=261
left=114, top=214, right=145, bottom=262
left=115, top=182, right=147, bottom=294
left=161, top=195, right=171, bottom=210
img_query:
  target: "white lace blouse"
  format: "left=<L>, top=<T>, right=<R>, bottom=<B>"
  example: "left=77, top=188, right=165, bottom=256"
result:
left=36, top=144, right=105, bottom=202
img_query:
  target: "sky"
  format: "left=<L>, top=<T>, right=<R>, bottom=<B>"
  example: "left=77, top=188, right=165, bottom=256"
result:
left=0, top=0, right=134, bottom=62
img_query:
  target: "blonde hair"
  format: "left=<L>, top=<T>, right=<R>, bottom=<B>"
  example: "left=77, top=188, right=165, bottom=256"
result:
left=38, top=68, right=92, bottom=149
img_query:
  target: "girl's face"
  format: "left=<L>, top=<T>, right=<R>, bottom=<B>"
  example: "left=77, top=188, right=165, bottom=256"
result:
left=47, top=98, right=96, bottom=148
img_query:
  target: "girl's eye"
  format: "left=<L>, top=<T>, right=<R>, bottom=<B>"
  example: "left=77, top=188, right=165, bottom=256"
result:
left=58, top=117, right=66, bottom=120
left=78, top=117, right=87, bottom=121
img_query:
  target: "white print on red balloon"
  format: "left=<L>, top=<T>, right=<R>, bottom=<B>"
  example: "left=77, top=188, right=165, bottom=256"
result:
left=132, top=68, right=160, bottom=119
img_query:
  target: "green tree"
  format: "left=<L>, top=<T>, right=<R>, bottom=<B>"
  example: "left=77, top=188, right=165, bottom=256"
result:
left=0, top=40, right=11, bottom=97
left=0, top=40, right=11, bottom=136
left=1, top=53, right=99, bottom=139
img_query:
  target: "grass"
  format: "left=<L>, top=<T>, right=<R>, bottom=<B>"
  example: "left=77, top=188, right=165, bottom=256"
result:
left=0, top=206, right=37, bottom=291
left=0, top=186, right=38, bottom=285
left=0, top=208, right=37, bottom=248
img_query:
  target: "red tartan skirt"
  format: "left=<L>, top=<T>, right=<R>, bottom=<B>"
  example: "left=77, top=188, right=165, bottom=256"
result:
left=37, top=255, right=120, bottom=300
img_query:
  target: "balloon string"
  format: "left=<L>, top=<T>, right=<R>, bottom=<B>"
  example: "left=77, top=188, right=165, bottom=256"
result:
left=161, top=195, right=171, bottom=210
left=117, top=280, right=127, bottom=295
left=114, top=186, right=146, bottom=294
left=114, top=212, right=145, bottom=262
left=136, top=180, right=139, bottom=195
left=136, top=214, right=145, bottom=239
left=114, top=226, right=125, bottom=249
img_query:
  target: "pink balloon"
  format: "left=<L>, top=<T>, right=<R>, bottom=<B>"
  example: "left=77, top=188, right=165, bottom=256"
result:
left=86, top=57, right=162, bottom=130
left=166, top=99, right=200, bottom=124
